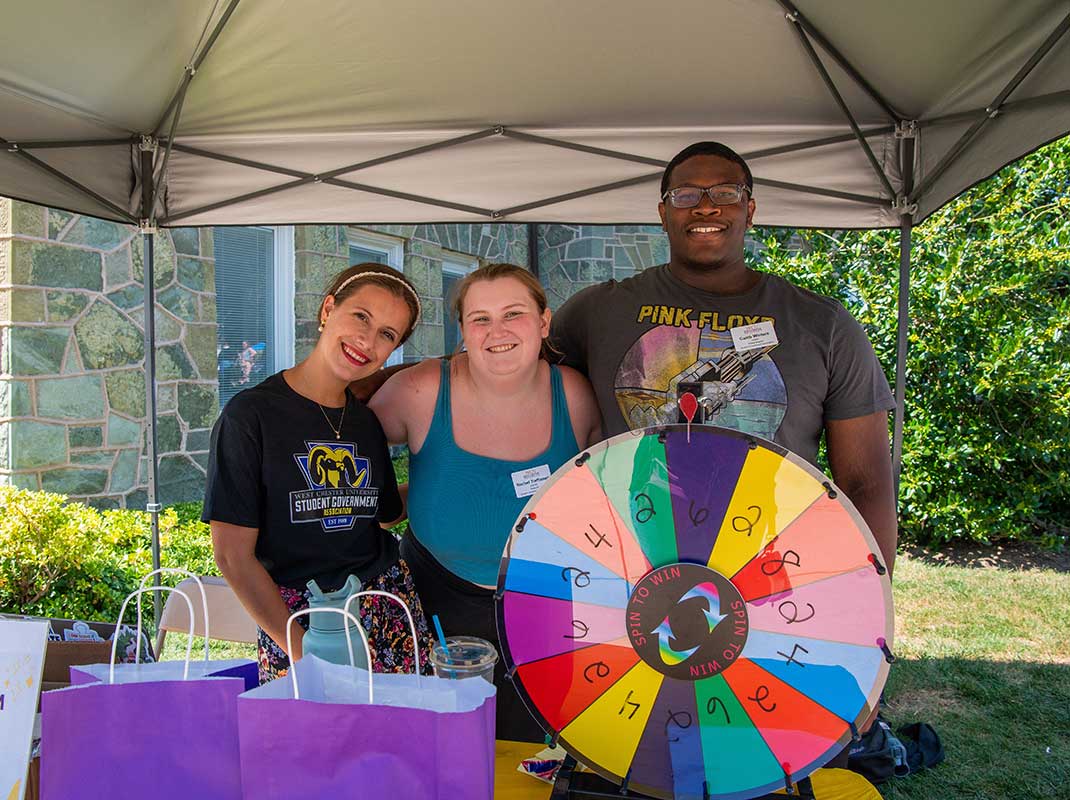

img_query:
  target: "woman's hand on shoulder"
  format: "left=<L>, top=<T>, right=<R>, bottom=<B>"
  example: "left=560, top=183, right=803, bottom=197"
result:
left=367, top=358, right=442, bottom=449
left=559, top=365, right=603, bottom=448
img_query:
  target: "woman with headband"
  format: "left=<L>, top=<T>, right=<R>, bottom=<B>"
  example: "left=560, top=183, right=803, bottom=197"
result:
left=369, top=263, right=602, bottom=740
left=205, top=263, right=434, bottom=682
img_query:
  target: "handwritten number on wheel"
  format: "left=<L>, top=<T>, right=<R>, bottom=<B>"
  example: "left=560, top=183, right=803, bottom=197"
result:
left=584, top=524, right=612, bottom=549
left=706, top=696, right=731, bottom=724
left=584, top=661, right=610, bottom=683
left=748, top=685, right=777, bottom=713
left=634, top=493, right=656, bottom=523
left=761, top=549, right=801, bottom=576
left=778, top=600, right=816, bottom=624
left=776, top=643, right=810, bottom=668
left=564, top=620, right=589, bottom=640
left=732, top=505, right=762, bottom=537
left=561, top=567, right=591, bottom=587
left=688, top=500, right=709, bottom=527
left=619, top=689, right=641, bottom=720
left=665, top=709, right=693, bottom=742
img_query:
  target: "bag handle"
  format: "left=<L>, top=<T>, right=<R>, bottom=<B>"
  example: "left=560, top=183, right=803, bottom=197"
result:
left=136, top=568, right=210, bottom=664
left=342, top=590, right=423, bottom=687
left=110, top=586, right=195, bottom=684
left=285, top=607, right=374, bottom=704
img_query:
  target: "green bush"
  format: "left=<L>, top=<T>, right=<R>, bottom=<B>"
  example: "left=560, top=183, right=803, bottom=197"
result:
left=753, top=137, right=1070, bottom=545
left=0, top=486, right=218, bottom=622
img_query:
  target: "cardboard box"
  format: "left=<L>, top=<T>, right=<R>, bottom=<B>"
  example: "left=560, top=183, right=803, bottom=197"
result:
left=41, top=639, right=112, bottom=691
left=25, top=756, right=40, bottom=800
left=2, top=614, right=154, bottom=662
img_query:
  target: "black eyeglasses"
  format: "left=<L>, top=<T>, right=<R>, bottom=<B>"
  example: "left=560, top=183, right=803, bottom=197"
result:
left=661, top=184, right=750, bottom=208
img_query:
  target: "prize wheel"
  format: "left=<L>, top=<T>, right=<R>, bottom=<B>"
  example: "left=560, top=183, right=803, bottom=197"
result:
left=496, top=425, right=894, bottom=800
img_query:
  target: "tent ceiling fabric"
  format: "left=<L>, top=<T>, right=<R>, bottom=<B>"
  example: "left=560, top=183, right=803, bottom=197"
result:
left=1, top=0, right=1067, bottom=228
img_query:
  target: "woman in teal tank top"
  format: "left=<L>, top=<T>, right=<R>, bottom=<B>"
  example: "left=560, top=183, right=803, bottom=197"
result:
left=370, top=263, right=601, bottom=741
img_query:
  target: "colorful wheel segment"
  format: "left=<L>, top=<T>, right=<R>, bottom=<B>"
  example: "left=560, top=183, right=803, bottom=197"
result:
left=496, top=426, right=893, bottom=800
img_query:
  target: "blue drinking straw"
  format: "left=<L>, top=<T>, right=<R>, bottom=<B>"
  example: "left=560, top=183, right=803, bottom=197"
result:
left=432, top=614, right=453, bottom=666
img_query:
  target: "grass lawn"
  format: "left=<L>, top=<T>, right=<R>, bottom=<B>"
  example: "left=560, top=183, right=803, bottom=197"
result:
left=161, top=548, right=1070, bottom=799
left=881, top=551, right=1069, bottom=800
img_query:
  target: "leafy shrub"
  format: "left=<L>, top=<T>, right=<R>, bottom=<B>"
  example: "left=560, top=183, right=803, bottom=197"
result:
left=0, top=487, right=218, bottom=622
left=0, top=486, right=113, bottom=620
left=753, top=137, right=1070, bottom=545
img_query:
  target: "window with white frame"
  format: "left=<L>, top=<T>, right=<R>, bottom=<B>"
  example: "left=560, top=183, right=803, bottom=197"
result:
left=347, top=229, right=405, bottom=366
left=214, top=226, right=295, bottom=407
left=442, top=254, right=479, bottom=355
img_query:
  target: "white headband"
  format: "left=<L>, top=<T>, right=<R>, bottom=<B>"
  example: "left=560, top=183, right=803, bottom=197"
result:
left=333, top=271, right=422, bottom=321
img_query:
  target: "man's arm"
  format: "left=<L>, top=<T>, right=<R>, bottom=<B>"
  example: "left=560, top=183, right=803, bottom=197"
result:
left=825, top=411, right=897, bottom=576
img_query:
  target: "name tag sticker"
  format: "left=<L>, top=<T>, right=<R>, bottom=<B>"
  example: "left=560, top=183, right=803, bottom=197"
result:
left=730, top=320, right=779, bottom=351
left=512, top=464, right=551, bottom=498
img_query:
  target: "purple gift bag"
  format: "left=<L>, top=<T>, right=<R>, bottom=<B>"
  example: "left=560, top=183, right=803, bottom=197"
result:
left=40, top=584, right=249, bottom=800
left=238, top=602, right=496, bottom=800
left=41, top=676, right=245, bottom=799
left=69, top=656, right=258, bottom=690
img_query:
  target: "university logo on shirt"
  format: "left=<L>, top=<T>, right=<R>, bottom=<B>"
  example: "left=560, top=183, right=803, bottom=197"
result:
left=289, top=441, right=379, bottom=531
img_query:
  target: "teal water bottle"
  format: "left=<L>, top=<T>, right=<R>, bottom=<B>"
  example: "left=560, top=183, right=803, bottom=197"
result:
left=301, top=574, right=370, bottom=669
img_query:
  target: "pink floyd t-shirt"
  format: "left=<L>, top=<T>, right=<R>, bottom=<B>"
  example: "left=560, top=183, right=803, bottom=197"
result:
left=551, top=266, right=894, bottom=465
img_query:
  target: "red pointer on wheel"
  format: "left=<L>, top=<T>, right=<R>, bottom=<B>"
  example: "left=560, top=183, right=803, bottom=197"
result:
left=679, top=392, right=698, bottom=442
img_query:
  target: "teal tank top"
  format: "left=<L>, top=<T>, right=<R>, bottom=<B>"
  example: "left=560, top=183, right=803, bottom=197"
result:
left=407, top=360, right=580, bottom=586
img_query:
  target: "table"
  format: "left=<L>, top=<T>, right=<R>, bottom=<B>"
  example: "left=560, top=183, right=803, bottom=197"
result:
left=495, top=740, right=552, bottom=799
left=493, top=743, right=883, bottom=799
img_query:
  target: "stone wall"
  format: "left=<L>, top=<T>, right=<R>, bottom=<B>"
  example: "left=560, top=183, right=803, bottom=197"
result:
left=538, top=224, right=669, bottom=311
left=1, top=198, right=686, bottom=510
left=0, top=199, right=217, bottom=507
left=536, top=225, right=805, bottom=310
left=292, top=226, right=351, bottom=363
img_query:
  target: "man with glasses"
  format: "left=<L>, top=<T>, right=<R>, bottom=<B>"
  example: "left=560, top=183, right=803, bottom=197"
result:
left=551, top=141, right=897, bottom=583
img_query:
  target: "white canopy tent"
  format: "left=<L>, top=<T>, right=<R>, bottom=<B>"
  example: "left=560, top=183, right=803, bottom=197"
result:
left=2, top=0, right=1069, bottom=620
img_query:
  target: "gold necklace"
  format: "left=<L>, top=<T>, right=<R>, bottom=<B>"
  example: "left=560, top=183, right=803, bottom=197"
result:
left=317, top=400, right=347, bottom=440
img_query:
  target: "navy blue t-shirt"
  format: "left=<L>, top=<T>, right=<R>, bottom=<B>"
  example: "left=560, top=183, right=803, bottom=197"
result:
left=203, top=372, right=402, bottom=590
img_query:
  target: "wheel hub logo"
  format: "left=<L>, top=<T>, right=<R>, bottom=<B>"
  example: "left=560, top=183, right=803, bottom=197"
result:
left=627, top=562, right=749, bottom=680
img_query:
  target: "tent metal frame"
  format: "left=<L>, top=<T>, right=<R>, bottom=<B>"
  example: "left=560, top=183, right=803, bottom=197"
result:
left=2, top=0, right=1067, bottom=626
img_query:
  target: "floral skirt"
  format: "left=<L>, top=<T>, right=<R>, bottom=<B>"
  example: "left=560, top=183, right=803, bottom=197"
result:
left=258, top=559, right=435, bottom=684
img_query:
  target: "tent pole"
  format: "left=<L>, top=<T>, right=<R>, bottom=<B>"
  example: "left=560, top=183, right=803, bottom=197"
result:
left=920, top=90, right=1070, bottom=129
left=495, top=173, right=663, bottom=217
left=776, top=0, right=901, bottom=121
left=0, top=135, right=137, bottom=223
left=153, top=0, right=243, bottom=136
left=753, top=177, right=887, bottom=206
left=893, top=217, right=911, bottom=498
left=11, top=137, right=138, bottom=149
left=892, top=131, right=917, bottom=500
left=501, top=129, right=665, bottom=167
left=786, top=21, right=897, bottom=198
left=527, top=223, right=540, bottom=279
left=139, top=141, right=163, bottom=630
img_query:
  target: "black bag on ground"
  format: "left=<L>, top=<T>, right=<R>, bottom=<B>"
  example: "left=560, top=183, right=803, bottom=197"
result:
left=847, top=718, right=910, bottom=783
left=847, top=717, right=945, bottom=784
left=899, top=722, right=946, bottom=773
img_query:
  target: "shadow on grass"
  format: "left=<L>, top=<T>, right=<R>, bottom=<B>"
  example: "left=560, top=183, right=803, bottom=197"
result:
left=901, top=542, right=1069, bottom=573
left=879, top=656, right=1069, bottom=800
